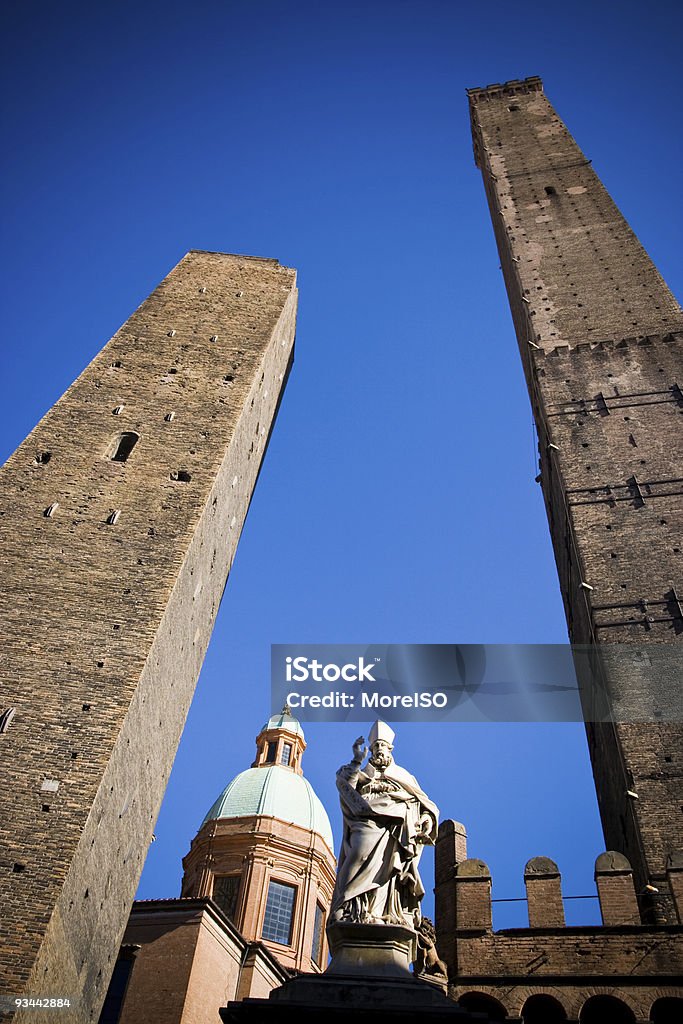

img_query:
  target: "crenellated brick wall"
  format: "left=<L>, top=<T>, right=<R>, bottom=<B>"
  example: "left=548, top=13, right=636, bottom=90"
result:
left=435, top=820, right=683, bottom=1022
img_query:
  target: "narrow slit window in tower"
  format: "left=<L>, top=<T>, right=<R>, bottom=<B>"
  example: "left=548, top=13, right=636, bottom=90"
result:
left=109, top=432, right=139, bottom=462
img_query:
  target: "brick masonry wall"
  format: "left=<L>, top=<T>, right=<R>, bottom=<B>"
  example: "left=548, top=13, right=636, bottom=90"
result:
left=450, top=925, right=683, bottom=1021
left=114, top=899, right=289, bottom=1024
left=0, top=251, right=297, bottom=1022
left=468, top=79, right=683, bottom=919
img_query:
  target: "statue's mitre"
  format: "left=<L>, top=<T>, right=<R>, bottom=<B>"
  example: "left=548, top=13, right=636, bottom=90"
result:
left=369, top=719, right=395, bottom=746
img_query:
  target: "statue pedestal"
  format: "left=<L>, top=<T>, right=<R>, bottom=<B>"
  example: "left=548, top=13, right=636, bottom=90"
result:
left=220, top=922, right=483, bottom=1021
left=326, top=920, right=417, bottom=977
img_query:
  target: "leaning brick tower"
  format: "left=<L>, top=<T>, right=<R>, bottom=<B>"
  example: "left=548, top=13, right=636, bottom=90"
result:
left=467, top=78, right=683, bottom=921
left=0, top=251, right=297, bottom=1021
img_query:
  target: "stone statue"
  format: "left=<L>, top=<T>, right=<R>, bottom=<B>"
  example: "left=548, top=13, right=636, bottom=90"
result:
left=330, top=721, right=439, bottom=929
left=413, top=917, right=448, bottom=979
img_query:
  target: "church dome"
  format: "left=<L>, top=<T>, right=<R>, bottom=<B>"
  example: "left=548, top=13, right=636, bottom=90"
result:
left=260, top=708, right=305, bottom=738
left=202, top=764, right=333, bottom=850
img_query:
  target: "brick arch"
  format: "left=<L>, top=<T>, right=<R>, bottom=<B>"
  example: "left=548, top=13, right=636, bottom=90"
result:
left=566, top=987, right=641, bottom=1021
left=521, top=992, right=567, bottom=1022
left=457, top=991, right=508, bottom=1021
left=507, top=985, right=571, bottom=1019
left=650, top=996, right=683, bottom=1022
left=579, top=993, right=636, bottom=1023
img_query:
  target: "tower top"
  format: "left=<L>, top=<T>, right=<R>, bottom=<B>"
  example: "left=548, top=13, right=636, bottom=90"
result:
left=466, top=75, right=543, bottom=104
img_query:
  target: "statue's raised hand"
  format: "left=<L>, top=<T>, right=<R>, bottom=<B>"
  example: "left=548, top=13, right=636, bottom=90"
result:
left=352, top=736, right=367, bottom=764
left=416, top=812, right=435, bottom=844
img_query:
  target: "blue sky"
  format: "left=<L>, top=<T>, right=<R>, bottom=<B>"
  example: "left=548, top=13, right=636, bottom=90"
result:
left=2, top=0, right=681, bottom=928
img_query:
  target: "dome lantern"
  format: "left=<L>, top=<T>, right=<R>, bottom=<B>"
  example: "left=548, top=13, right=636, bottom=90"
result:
left=252, top=703, right=306, bottom=774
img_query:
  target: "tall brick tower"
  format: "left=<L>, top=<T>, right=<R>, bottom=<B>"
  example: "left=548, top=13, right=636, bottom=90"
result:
left=0, top=251, right=297, bottom=1021
left=467, top=78, right=682, bottom=919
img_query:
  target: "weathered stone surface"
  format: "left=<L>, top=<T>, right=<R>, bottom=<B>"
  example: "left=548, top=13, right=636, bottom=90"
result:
left=221, top=972, right=485, bottom=1021
left=0, top=251, right=297, bottom=1022
left=432, top=76, right=683, bottom=1022
left=468, top=74, right=683, bottom=918
left=326, top=921, right=417, bottom=977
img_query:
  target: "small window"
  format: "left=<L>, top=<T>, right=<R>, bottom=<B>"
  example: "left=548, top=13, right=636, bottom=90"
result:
left=262, top=880, right=296, bottom=945
left=106, top=510, right=121, bottom=525
left=164, top=412, right=175, bottom=422
left=34, top=452, right=51, bottom=465
left=44, top=503, right=59, bottom=518
left=311, top=903, right=325, bottom=966
left=109, top=432, right=139, bottom=462
left=265, top=741, right=277, bottom=764
left=508, top=104, right=520, bottom=112
left=544, top=186, right=557, bottom=196
left=280, top=742, right=293, bottom=766
left=98, top=951, right=136, bottom=1024
left=0, top=708, right=16, bottom=734
left=112, top=405, right=125, bottom=416
left=213, top=874, right=241, bottom=922
left=170, top=470, right=191, bottom=483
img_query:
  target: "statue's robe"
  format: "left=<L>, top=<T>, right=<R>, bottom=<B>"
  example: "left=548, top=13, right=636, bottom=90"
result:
left=331, top=759, right=439, bottom=926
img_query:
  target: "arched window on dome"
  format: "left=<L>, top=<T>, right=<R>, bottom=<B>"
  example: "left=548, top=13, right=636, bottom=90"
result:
left=265, top=741, right=277, bottom=764
left=262, top=880, right=296, bottom=945
left=212, top=874, right=241, bottom=923
left=280, top=741, right=293, bottom=766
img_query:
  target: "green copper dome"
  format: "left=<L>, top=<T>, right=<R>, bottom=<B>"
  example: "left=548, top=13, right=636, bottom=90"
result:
left=202, top=765, right=333, bottom=849
left=260, top=709, right=305, bottom=738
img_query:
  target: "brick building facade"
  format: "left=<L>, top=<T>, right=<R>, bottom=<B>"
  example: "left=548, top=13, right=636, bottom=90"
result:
left=0, top=252, right=297, bottom=1023
left=433, top=79, right=682, bottom=1024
